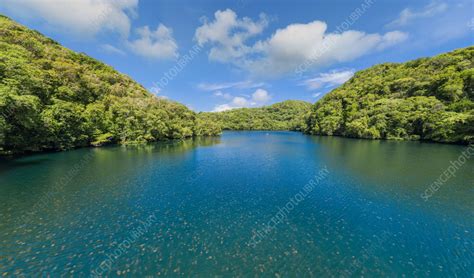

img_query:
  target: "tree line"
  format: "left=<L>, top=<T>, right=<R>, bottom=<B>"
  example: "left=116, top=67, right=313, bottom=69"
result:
left=1, top=15, right=472, bottom=155
left=0, top=15, right=220, bottom=155
left=304, top=46, right=473, bottom=144
left=197, top=100, right=312, bottom=131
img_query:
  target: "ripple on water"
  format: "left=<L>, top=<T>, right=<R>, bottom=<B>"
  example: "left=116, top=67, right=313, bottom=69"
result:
left=0, top=132, right=473, bottom=276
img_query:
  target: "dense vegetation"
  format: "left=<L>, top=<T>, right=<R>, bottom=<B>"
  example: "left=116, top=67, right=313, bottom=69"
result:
left=0, top=15, right=219, bottom=155
left=198, top=100, right=312, bottom=131
left=305, top=46, right=474, bottom=144
left=1, top=16, right=472, bottom=156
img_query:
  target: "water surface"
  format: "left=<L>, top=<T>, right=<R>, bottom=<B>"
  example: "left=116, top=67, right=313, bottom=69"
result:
left=0, top=132, right=473, bottom=276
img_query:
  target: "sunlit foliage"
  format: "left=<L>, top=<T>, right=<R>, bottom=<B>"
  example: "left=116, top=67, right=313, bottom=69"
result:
left=0, top=15, right=220, bottom=154
left=305, top=46, right=474, bottom=144
left=198, top=100, right=312, bottom=131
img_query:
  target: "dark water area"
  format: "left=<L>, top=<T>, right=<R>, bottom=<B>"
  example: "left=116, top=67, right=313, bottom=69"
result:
left=0, top=131, right=472, bottom=276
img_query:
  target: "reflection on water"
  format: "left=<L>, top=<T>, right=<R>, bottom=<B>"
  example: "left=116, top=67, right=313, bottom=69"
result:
left=311, top=136, right=474, bottom=215
left=0, top=132, right=472, bottom=276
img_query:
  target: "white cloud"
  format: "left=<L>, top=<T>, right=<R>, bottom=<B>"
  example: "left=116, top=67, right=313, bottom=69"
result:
left=312, top=92, right=322, bottom=98
left=1, top=0, right=182, bottom=59
left=214, top=91, right=233, bottom=100
left=386, top=0, right=472, bottom=43
left=0, top=0, right=138, bottom=38
left=387, top=1, right=448, bottom=28
left=251, top=89, right=271, bottom=103
left=194, top=9, right=268, bottom=63
left=213, top=104, right=234, bottom=112
left=127, top=24, right=178, bottom=60
left=247, top=21, right=408, bottom=77
left=197, top=80, right=265, bottom=91
left=212, top=97, right=246, bottom=112
left=100, top=44, right=126, bottom=55
left=376, top=31, right=409, bottom=50
left=212, top=88, right=272, bottom=112
left=196, top=10, right=408, bottom=77
left=232, top=96, right=249, bottom=107
left=300, top=69, right=354, bottom=90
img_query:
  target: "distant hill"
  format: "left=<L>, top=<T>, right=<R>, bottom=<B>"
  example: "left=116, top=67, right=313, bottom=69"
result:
left=198, top=100, right=312, bottom=131
left=305, top=46, right=474, bottom=144
left=1, top=15, right=471, bottom=156
left=0, top=15, right=219, bottom=154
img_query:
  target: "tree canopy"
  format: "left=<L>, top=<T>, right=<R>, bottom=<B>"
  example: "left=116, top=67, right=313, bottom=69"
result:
left=198, top=100, right=312, bottom=131
left=0, top=15, right=220, bottom=155
left=305, top=46, right=474, bottom=144
left=1, top=15, right=471, bottom=155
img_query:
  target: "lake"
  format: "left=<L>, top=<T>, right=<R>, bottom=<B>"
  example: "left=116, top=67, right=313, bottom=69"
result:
left=0, top=131, right=473, bottom=276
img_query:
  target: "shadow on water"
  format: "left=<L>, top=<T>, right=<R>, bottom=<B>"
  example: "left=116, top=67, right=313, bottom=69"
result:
left=308, top=135, right=474, bottom=214
left=119, top=136, right=221, bottom=154
left=0, top=136, right=221, bottom=176
left=0, top=136, right=222, bottom=215
left=0, top=157, right=51, bottom=175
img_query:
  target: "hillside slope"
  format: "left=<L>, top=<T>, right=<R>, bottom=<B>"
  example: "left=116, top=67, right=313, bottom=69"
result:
left=198, top=100, right=312, bottom=131
left=305, top=47, right=474, bottom=144
left=0, top=15, right=219, bottom=155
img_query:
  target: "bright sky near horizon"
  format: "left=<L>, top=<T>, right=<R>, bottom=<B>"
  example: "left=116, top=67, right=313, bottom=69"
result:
left=1, top=0, right=472, bottom=111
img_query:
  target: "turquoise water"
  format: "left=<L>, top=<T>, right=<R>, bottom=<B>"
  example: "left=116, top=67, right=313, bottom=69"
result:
left=0, top=131, right=473, bottom=276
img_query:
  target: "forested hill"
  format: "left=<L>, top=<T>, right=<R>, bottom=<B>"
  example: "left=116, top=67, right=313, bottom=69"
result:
left=305, top=46, right=474, bottom=144
left=1, top=15, right=472, bottom=156
left=0, top=15, right=219, bottom=155
left=198, top=100, right=312, bottom=131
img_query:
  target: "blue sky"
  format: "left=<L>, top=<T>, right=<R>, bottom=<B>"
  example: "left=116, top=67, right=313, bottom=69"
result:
left=1, top=0, right=472, bottom=111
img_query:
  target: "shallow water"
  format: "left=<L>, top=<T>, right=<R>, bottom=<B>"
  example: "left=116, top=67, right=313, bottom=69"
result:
left=0, top=131, right=473, bottom=276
